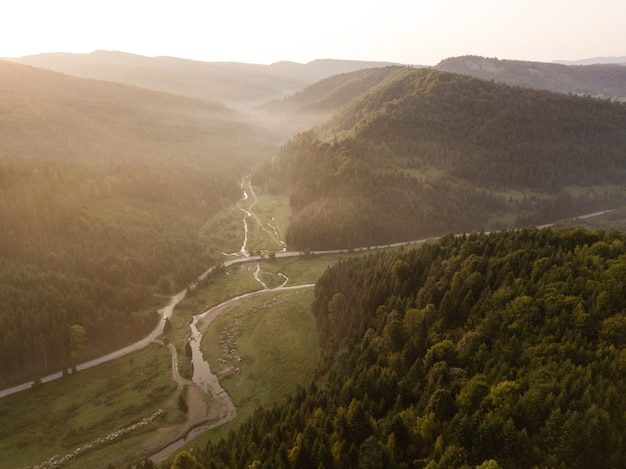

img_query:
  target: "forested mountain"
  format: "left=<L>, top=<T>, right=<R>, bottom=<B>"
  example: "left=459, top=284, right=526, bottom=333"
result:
left=0, top=60, right=242, bottom=164
left=436, top=55, right=626, bottom=101
left=185, top=227, right=626, bottom=468
left=10, top=51, right=396, bottom=108
left=260, top=67, right=626, bottom=250
left=258, top=66, right=409, bottom=116
left=0, top=60, right=281, bottom=386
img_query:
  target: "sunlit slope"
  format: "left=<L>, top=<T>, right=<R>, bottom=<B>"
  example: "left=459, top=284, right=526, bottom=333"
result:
left=0, top=60, right=281, bottom=386
left=11, top=51, right=397, bottom=107
left=0, top=59, right=277, bottom=171
left=267, top=67, right=626, bottom=250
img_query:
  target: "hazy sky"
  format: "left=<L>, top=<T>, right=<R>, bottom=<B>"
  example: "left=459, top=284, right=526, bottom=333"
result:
left=2, top=0, right=625, bottom=65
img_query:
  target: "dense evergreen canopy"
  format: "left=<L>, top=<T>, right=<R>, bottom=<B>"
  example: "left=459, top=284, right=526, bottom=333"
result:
left=191, top=227, right=626, bottom=468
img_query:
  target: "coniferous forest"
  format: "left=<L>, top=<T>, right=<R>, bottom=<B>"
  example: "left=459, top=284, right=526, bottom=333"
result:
left=0, top=160, right=239, bottom=382
left=3, top=53, right=626, bottom=469
left=0, top=60, right=280, bottom=385
left=188, top=227, right=626, bottom=468
left=262, top=67, right=626, bottom=250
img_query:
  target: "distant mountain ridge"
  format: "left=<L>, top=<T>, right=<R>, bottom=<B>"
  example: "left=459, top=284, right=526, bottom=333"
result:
left=9, top=51, right=398, bottom=108
left=435, top=55, right=626, bottom=101
left=0, top=58, right=227, bottom=112
left=554, top=56, right=626, bottom=66
left=0, top=59, right=247, bottom=164
left=259, top=55, right=626, bottom=123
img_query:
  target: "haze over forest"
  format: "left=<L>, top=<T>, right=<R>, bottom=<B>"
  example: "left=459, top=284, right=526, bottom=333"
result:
left=2, top=2, right=626, bottom=467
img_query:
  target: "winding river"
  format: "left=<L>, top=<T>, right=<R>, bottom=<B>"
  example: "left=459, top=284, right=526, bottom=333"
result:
left=0, top=178, right=618, bottom=465
left=149, top=179, right=310, bottom=461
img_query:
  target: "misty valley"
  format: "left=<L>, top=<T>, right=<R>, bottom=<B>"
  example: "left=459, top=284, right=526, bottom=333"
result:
left=1, top=52, right=626, bottom=468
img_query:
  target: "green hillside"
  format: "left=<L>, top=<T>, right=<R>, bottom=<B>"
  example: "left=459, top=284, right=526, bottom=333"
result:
left=264, top=68, right=626, bottom=250
left=0, top=60, right=281, bottom=386
left=190, top=227, right=626, bottom=468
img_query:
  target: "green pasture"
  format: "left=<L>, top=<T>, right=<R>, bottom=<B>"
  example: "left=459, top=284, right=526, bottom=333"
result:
left=260, top=249, right=380, bottom=285
left=0, top=344, right=178, bottom=469
left=238, top=189, right=290, bottom=255
left=244, top=220, right=280, bottom=254
left=166, top=250, right=369, bottom=385
left=191, top=287, right=320, bottom=447
left=250, top=190, right=291, bottom=238
left=246, top=189, right=291, bottom=253
left=197, top=186, right=290, bottom=258
left=173, top=263, right=265, bottom=326
left=261, top=254, right=339, bottom=285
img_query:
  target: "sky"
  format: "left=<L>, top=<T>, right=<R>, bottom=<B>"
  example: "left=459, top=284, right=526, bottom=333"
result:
left=2, top=0, right=625, bottom=65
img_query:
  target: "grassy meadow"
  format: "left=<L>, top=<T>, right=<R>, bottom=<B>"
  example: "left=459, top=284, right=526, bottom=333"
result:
left=192, top=287, right=320, bottom=446
left=245, top=189, right=291, bottom=254
left=0, top=344, right=178, bottom=469
left=198, top=188, right=291, bottom=258
left=260, top=253, right=349, bottom=285
left=250, top=190, right=291, bottom=238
